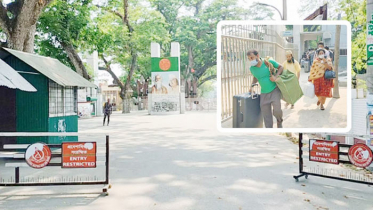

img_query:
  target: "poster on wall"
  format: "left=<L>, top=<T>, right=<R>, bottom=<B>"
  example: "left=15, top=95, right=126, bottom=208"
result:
left=150, top=43, right=180, bottom=115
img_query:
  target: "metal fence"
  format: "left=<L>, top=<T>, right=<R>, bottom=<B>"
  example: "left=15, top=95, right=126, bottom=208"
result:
left=221, top=24, right=298, bottom=122
left=130, top=97, right=217, bottom=112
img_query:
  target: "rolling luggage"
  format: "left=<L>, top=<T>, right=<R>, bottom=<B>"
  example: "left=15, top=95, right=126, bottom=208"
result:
left=233, top=84, right=264, bottom=128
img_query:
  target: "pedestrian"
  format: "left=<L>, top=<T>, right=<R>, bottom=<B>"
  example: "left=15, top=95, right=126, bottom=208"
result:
left=247, top=49, right=284, bottom=128
left=308, top=48, right=334, bottom=111
left=103, top=99, right=112, bottom=126
left=282, top=50, right=301, bottom=109
left=314, top=41, right=330, bottom=59
left=325, top=46, right=334, bottom=62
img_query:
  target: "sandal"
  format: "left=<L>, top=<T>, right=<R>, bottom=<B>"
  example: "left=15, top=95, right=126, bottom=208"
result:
left=317, top=101, right=320, bottom=106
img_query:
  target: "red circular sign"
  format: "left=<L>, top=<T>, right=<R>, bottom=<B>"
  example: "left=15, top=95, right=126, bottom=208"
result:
left=25, top=143, right=52, bottom=169
left=348, top=144, right=373, bottom=168
left=159, top=58, right=171, bottom=71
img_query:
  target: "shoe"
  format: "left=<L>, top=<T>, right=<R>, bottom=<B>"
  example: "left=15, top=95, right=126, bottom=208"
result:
left=277, top=120, right=283, bottom=128
left=320, top=105, right=325, bottom=110
left=291, top=105, right=294, bottom=109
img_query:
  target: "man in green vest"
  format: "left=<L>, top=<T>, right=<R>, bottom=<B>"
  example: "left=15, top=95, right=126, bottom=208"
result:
left=247, top=49, right=284, bottom=128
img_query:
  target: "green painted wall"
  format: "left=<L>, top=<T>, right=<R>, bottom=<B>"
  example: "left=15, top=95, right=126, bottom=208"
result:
left=4, top=55, right=49, bottom=144
left=48, top=115, right=78, bottom=144
left=3, top=55, right=78, bottom=144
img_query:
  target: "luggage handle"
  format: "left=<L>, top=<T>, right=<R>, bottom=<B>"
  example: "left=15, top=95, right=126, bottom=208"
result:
left=251, top=83, right=259, bottom=99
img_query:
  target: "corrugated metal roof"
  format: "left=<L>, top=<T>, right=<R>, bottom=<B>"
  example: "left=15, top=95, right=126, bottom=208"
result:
left=2, top=48, right=96, bottom=88
left=0, top=59, right=37, bottom=92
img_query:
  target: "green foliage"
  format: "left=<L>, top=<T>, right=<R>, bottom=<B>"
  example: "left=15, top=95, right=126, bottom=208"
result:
left=36, top=0, right=94, bottom=71
left=338, top=0, right=366, bottom=74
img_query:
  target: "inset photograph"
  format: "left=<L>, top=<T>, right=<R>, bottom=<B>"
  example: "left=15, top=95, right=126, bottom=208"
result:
left=218, top=21, right=351, bottom=131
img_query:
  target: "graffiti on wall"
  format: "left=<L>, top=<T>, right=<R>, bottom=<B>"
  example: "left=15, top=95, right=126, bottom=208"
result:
left=78, top=102, right=92, bottom=118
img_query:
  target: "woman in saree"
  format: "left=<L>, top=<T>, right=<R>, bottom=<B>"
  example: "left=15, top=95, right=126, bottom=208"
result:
left=308, top=48, right=334, bottom=111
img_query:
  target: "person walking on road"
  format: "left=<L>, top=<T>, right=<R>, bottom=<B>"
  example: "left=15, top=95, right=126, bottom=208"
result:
left=282, top=50, right=301, bottom=109
left=247, top=49, right=284, bottom=128
left=103, top=99, right=112, bottom=126
left=308, top=49, right=334, bottom=111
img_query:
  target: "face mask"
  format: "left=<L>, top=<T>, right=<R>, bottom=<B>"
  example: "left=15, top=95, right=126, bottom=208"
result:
left=318, top=55, right=324, bottom=59
left=250, top=58, right=258, bottom=66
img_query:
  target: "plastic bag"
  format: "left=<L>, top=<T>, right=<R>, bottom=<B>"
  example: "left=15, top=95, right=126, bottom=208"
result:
left=303, top=82, right=315, bottom=98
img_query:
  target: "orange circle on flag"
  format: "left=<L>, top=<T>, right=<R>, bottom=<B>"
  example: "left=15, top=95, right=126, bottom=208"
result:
left=159, top=58, right=171, bottom=71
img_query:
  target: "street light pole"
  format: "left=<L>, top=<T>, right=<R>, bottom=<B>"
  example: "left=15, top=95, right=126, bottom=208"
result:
left=257, top=3, right=283, bottom=20
left=283, top=0, right=287, bottom=20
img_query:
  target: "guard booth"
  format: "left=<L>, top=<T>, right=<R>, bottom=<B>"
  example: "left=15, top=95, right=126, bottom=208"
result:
left=0, top=48, right=96, bottom=146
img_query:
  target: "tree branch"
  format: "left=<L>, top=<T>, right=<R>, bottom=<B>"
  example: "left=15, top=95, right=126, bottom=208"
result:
left=195, top=61, right=217, bottom=78
left=123, top=0, right=134, bottom=33
left=197, top=74, right=216, bottom=88
left=95, top=4, right=124, bottom=20
left=99, top=54, right=125, bottom=99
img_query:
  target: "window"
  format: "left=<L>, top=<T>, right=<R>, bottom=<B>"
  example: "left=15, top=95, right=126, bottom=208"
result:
left=64, top=87, right=76, bottom=115
left=49, top=80, right=77, bottom=117
left=340, top=49, right=347, bottom=56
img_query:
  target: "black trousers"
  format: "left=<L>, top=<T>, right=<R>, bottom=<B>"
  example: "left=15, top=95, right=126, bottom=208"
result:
left=103, top=114, right=110, bottom=125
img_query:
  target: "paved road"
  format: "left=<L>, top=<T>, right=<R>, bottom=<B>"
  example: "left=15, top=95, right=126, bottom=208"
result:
left=0, top=111, right=372, bottom=210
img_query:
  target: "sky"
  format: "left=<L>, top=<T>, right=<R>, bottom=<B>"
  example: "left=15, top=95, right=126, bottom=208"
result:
left=238, top=0, right=302, bottom=20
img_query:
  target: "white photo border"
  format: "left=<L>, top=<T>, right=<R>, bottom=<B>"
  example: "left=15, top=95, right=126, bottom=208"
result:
left=217, top=20, right=352, bottom=133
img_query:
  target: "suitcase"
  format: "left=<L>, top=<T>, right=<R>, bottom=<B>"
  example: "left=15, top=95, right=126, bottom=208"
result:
left=233, top=84, right=264, bottom=128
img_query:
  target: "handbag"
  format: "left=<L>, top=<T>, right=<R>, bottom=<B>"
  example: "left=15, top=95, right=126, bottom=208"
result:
left=324, top=70, right=336, bottom=79
left=264, top=57, right=303, bottom=105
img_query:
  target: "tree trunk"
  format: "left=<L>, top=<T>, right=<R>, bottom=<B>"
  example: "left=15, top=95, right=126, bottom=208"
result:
left=60, top=41, right=90, bottom=80
left=0, top=0, right=54, bottom=53
left=333, top=25, right=341, bottom=98
left=122, top=50, right=137, bottom=113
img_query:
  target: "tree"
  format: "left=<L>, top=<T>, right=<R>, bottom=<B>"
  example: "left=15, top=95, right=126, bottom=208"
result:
left=0, top=0, right=54, bottom=52
left=338, top=0, right=366, bottom=76
left=36, top=0, right=93, bottom=79
left=92, top=0, right=169, bottom=113
left=150, top=0, right=270, bottom=95
left=333, top=25, right=341, bottom=98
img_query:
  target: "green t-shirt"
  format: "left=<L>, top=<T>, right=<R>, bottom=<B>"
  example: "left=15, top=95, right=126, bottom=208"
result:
left=250, top=58, right=280, bottom=94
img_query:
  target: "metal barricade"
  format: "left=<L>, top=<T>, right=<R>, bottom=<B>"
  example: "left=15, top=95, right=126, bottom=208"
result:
left=0, top=133, right=111, bottom=195
left=294, top=133, right=373, bottom=185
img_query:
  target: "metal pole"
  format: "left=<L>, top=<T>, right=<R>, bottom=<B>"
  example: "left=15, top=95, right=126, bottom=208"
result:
left=299, top=133, right=303, bottom=174
left=257, top=3, right=283, bottom=20
left=105, top=135, right=109, bottom=184
left=283, top=0, right=287, bottom=20
left=15, top=167, right=19, bottom=184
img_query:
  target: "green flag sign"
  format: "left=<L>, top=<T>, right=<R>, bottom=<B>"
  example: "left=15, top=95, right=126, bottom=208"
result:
left=368, top=23, right=373, bottom=65
left=151, top=57, right=179, bottom=72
